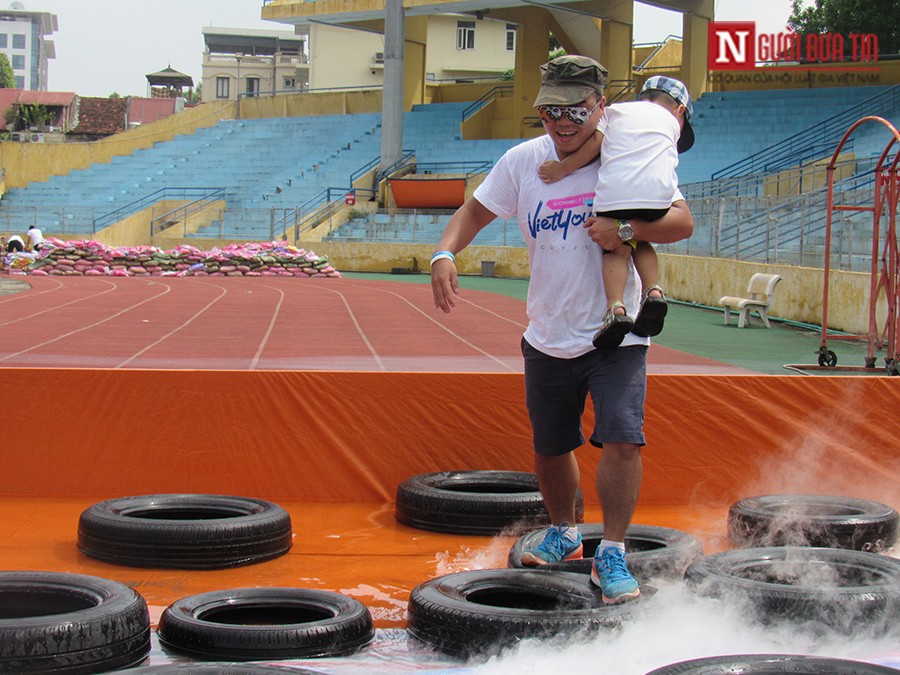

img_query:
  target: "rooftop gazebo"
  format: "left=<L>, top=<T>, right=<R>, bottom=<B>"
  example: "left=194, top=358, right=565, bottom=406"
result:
left=145, top=66, right=194, bottom=99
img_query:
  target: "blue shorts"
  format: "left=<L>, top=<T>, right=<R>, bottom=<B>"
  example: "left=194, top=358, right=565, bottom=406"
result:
left=521, top=338, right=647, bottom=456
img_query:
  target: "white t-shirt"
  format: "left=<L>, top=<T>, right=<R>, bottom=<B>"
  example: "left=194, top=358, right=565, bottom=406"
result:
left=474, top=134, right=647, bottom=359
left=26, top=227, right=44, bottom=247
left=593, top=100, right=680, bottom=212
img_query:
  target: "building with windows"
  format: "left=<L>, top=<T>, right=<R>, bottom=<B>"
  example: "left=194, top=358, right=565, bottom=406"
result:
left=201, top=26, right=309, bottom=103
left=308, top=14, right=514, bottom=89
left=0, top=2, right=57, bottom=91
left=201, top=15, right=514, bottom=102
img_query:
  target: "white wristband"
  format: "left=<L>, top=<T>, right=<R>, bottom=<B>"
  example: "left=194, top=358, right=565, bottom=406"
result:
left=430, top=251, right=455, bottom=265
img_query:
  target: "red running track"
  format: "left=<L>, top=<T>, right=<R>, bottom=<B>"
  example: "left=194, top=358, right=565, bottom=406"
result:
left=0, top=276, right=747, bottom=373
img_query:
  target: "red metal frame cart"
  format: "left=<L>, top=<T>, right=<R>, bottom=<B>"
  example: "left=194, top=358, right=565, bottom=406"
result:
left=816, top=116, right=900, bottom=375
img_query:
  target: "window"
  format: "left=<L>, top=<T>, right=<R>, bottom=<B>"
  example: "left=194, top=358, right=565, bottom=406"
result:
left=14, top=75, right=23, bottom=88
left=456, top=21, right=475, bottom=50
left=12, top=33, right=24, bottom=49
left=506, top=24, right=516, bottom=51
left=246, top=77, right=259, bottom=97
left=216, top=76, right=229, bottom=99
left=283, top=77, right=296, bottom=89
left=0, top=35, right=7, bottom=48
left=11, top=54, right=23, bottom=70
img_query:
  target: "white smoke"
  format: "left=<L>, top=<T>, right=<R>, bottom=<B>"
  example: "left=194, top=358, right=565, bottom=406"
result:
left=473, top=582, right=900, bottom=674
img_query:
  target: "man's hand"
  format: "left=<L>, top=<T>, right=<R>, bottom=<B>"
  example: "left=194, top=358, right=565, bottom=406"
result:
left=584, top=215, right=622, bottom=252
left=431, top=258, right=460, bottom=313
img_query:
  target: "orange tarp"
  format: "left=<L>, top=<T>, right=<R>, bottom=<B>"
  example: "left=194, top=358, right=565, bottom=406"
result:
left=1, top=369, right=897, bottom=510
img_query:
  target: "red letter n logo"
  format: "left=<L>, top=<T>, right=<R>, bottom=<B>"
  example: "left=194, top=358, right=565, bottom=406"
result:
left=708, top=21, right=756, bottom=70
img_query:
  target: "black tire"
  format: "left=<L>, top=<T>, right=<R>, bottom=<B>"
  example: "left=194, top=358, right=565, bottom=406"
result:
left=395, top=470, right=584, bottom=534
left=113, top=665, right=322, bottom=674
left=78, top=494, right=293, bottom=569
left=646, top=653, right=900, bottom=674
left=407, top=568, right=653, bottom=658
left=507, top=523, right=703, bottom=580
left=0, top=571, right=150, bottom=674
left=684, top=547, right=900, bottom=636
left=157, top=588, right=375, bottom=660
left=727, top=494, right=899, bottom=551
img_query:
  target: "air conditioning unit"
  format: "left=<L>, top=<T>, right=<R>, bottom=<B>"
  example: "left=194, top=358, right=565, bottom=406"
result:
left=374, top=52, right=384, bottom=63
left=9, top=132, right=25, bottom=141
left=29, top=133, right=45, bottom=143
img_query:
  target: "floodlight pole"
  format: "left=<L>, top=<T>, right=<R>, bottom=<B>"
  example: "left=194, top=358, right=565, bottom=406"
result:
left=380, top=0, right=404, bottom=173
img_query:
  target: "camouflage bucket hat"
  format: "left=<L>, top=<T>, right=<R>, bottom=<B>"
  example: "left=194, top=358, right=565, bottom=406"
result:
left=533, top=55, right=609, bottom=107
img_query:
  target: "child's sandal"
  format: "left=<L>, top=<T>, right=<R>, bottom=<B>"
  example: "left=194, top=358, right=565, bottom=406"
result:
left=592, top=301, right=634, bottom=349
left=632, top=285, right=668, bottom=337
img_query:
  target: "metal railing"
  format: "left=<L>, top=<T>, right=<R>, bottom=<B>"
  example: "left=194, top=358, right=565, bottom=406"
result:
left=150, top=188, right=226, bottom=237
left=659, top=172, right=882, bottom=271
left=93, top=187, right=226, bottom=232
left=682, top=153, right=868, bottom=200
left=461, top=85, right=514, bottom=124
left=711, top=84, right=900, bottom=180
left=607, top=79, right=637, bottom=103
left=375, top=150, right=417, bottom=183
left=414, top=161, right=493, bottom=180
left=293, top=187, right=379, bottom=239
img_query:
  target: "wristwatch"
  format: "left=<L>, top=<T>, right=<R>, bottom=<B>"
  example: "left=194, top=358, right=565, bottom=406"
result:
left=617, top=219, right=634, bottom=242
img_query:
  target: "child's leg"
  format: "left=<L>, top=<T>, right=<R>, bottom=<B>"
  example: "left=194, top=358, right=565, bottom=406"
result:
left=631, top=242, right=660, bottom=296
left=602, top=245, right=632, bottom=312
left=631, top=242, right=667, bottom=337
left=593, top=246, right=634, bottom=350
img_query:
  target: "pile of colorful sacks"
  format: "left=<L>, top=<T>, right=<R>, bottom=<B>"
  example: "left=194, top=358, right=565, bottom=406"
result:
left=19, top=239, right=342, bottom=278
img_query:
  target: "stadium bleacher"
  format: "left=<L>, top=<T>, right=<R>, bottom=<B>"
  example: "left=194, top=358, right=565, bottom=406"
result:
left=0, top=86, right=896, bottom=254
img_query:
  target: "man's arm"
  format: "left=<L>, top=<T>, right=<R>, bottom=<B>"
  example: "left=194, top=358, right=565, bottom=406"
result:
left=431, top=198, right=498, bottom=313
left=583, top=199, right=694, bottom=251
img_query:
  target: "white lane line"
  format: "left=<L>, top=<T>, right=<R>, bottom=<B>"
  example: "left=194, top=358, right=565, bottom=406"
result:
left=0, top=277, right=64, bottom=307
left=0, top=280, right=170, bottom=363
left=361, top=285, right=518, bottom=372
left=358, top=281, right=527, bottom=329
left=250, top=284, right=286, bottom=370
left=0, top=278, right=118, bottom=327
left=303, top=285, right=386, bottom=371
left=455, top=294, right=528, bottom=329
left=115, top=280, right=228, bottom=369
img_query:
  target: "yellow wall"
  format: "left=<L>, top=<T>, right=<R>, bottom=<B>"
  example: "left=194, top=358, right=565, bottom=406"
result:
left=239, top=89, right=383, bottom=119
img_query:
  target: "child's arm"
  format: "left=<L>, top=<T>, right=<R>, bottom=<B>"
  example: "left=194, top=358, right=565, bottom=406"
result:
left=538, top=130, right=603, bottom=183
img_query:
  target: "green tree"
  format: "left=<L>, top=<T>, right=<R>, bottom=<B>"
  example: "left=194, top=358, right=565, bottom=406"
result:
left=0, top=53, right=14, bottom=89
left=19, top=103, right=52, bottom=129
left=183, top=82, right=202, bottom=105
left=788, top=0, right=899, bottom=58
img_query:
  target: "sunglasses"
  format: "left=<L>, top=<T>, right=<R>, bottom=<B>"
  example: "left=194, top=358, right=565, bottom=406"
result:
left=537, top=101, right=601, bottom=125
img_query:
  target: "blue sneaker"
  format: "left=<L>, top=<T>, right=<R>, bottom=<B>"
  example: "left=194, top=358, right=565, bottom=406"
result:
left=520, top=524, right=583, bottom=566
left=590, top=546, right=640, bottom=604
